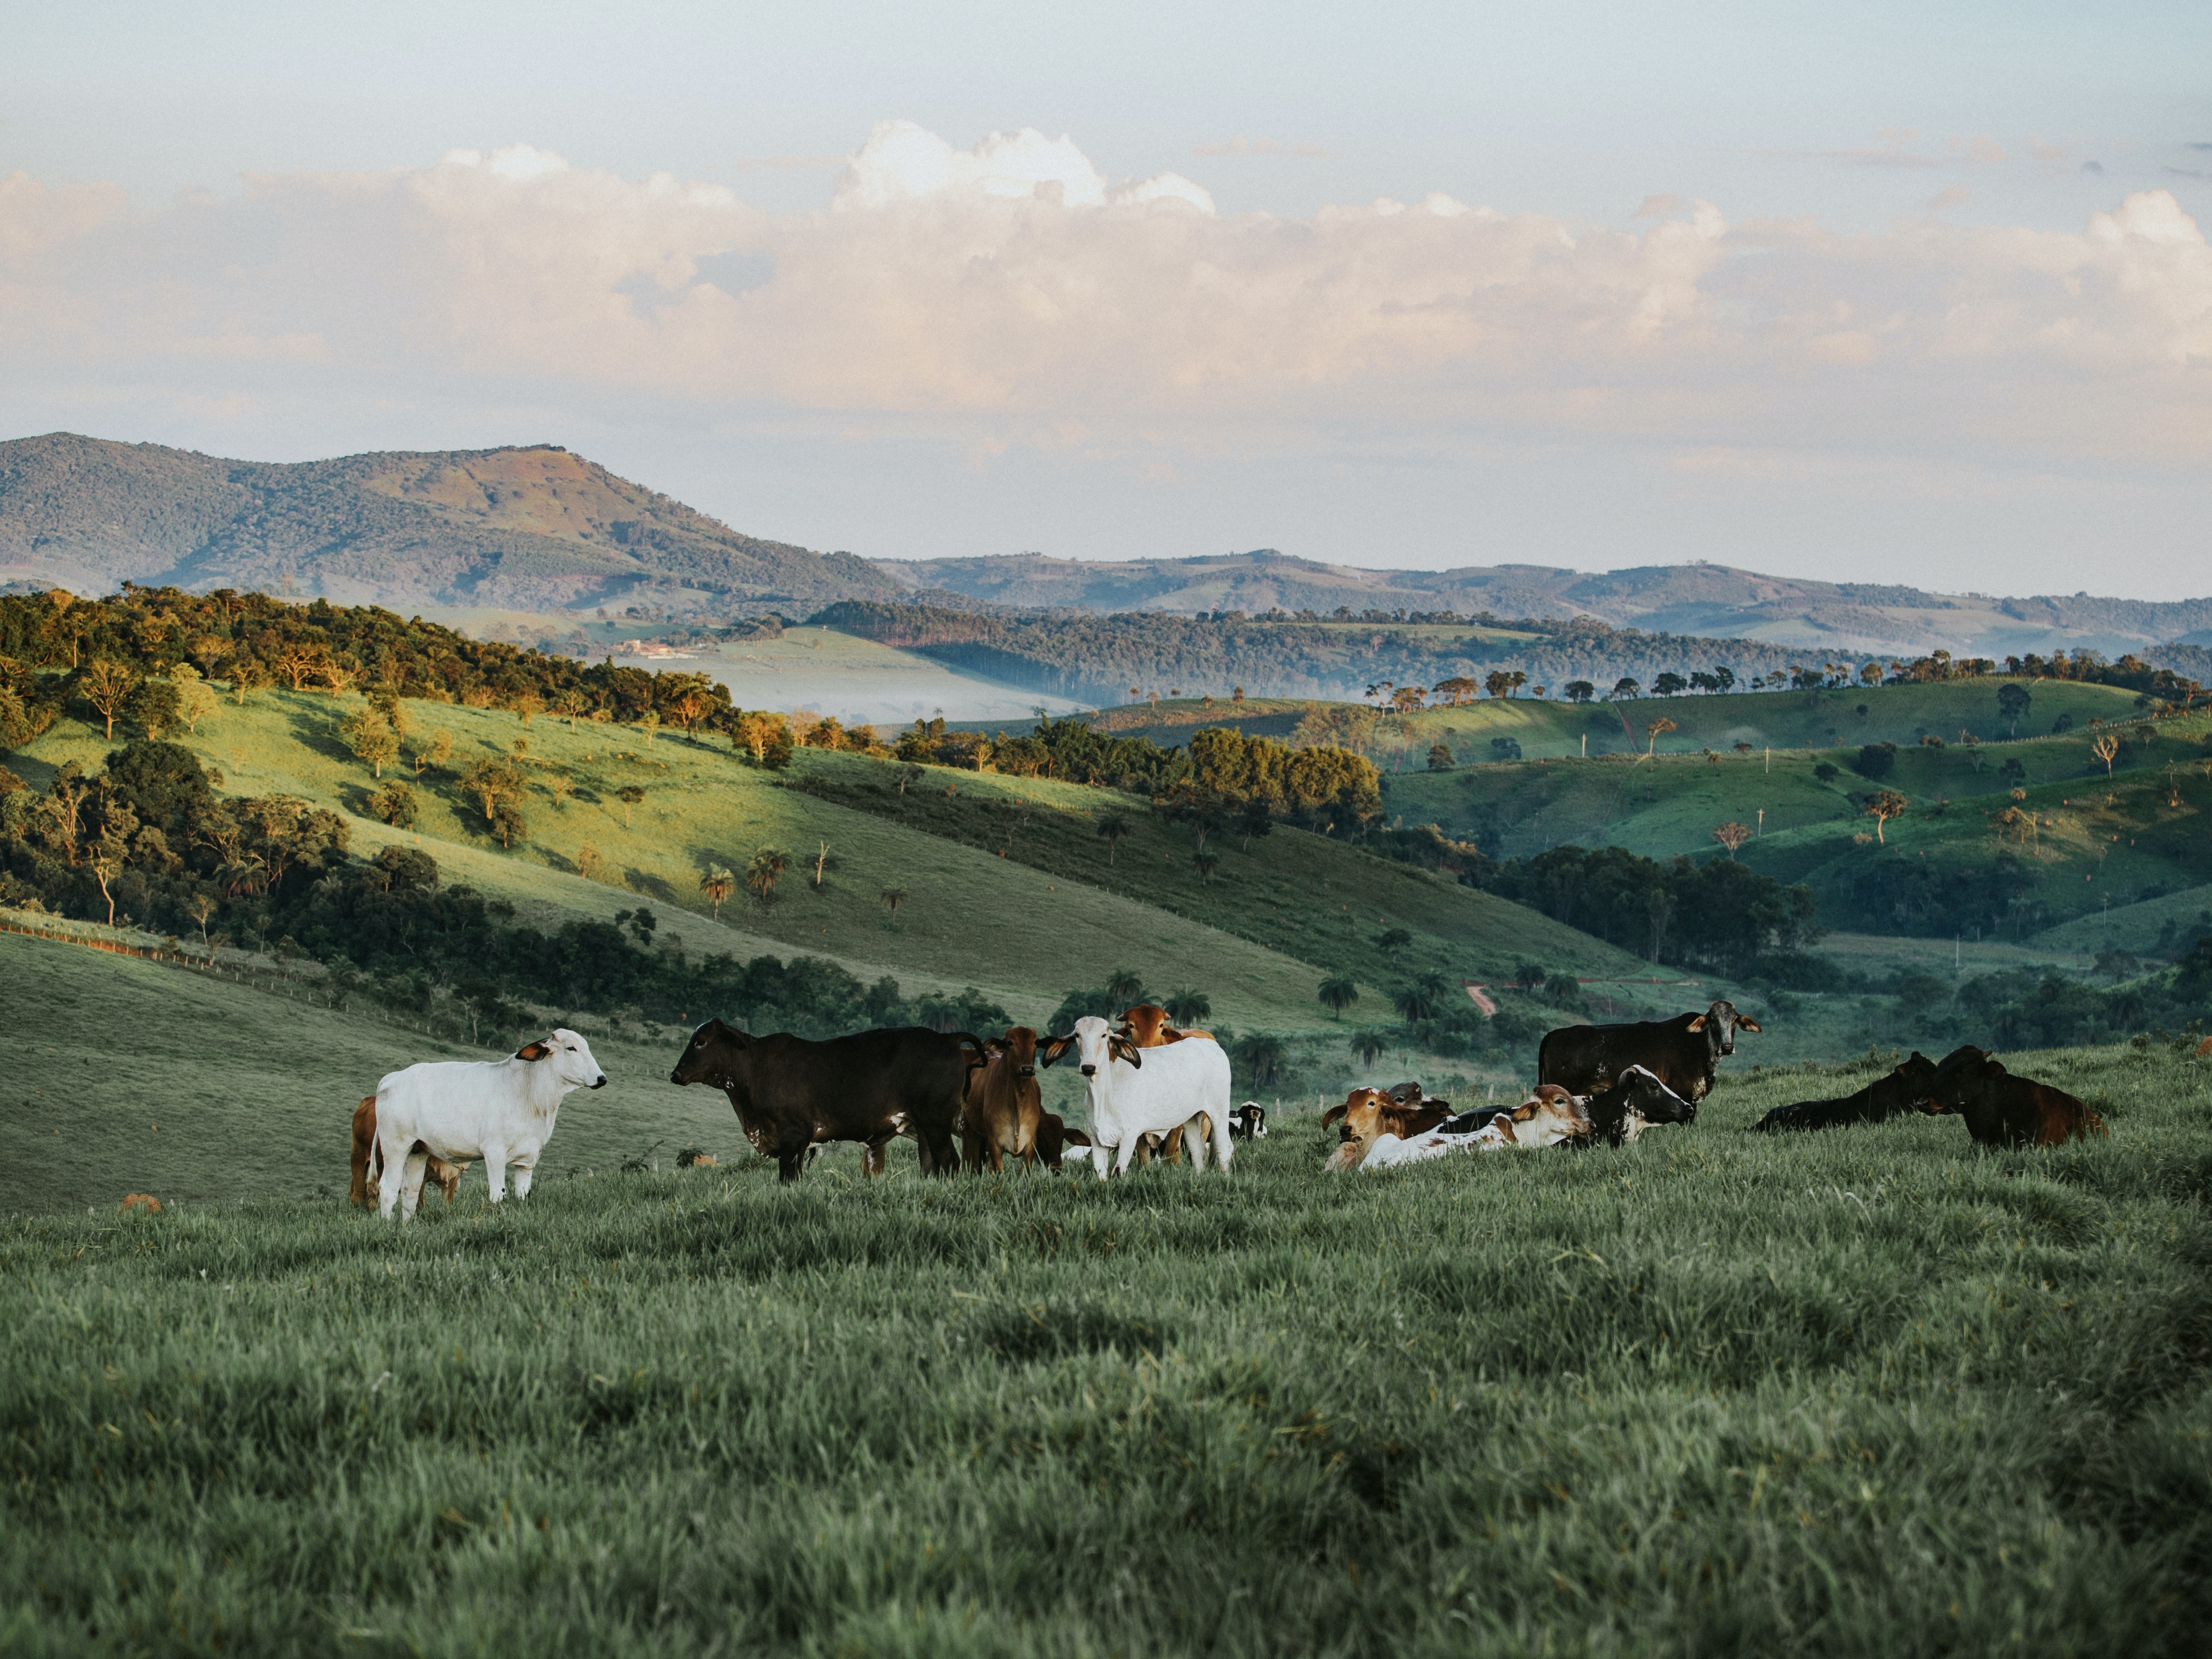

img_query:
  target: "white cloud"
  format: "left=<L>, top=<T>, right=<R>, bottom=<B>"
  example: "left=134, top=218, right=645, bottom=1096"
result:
left=0, top=125, right=2207, bottom=478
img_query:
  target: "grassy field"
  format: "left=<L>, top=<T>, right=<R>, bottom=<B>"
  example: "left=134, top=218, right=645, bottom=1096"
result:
left=4, top=1039, right=2207, bottom=1654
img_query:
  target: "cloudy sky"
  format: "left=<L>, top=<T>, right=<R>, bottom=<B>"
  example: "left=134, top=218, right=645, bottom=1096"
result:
left=4, top=1, right=2209, bottom=596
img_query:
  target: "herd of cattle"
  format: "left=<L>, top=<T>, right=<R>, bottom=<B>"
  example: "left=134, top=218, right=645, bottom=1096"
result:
left=347, top=996, right=2106, bottom=1219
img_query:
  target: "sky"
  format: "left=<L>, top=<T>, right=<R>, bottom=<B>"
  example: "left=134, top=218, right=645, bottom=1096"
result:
left=3, top=1, right=2209, bottom=597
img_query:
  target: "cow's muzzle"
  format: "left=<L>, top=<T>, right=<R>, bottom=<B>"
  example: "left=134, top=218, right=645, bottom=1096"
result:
left=1080, top=1065, right=1096, bottom=1077
left=592, top=1076, right=608, bottom=1089
left=1016, top=1065, right=1035, bottom=1078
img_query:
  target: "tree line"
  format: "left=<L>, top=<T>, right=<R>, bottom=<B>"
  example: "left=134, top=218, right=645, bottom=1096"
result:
left=0, top=738, right=1007, bottom=1042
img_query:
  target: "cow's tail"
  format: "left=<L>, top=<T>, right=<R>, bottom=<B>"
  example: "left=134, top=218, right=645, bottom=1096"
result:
left=950, top=1032, right=990, bottom=1073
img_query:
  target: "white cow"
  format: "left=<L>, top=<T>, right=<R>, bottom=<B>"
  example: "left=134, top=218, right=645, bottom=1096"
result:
left=1066, top=1015, right=1233, bottom=1177
left=372, top=1030, right=607, bottom=1219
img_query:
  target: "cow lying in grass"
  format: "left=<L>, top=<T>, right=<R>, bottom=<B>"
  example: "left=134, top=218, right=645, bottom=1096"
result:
left=1753, top=1053, right=1939, bottom=1134
left=1581, top=1067, right=1699, bottom=1147
left=350, top=1095, right=468, bottom=1208
left=1323, top=1087, right=1461, bottom=1171
left=1357, top=1086, right=1594, bottom=1169
left=374, top=1031, right=607, bottom=1219
left=1917, top=1046, right=2107, bottom=1146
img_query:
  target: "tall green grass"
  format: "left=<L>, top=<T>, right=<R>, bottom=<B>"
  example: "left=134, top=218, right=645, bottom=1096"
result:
left=4, top=1043, right=2207, bottom=1654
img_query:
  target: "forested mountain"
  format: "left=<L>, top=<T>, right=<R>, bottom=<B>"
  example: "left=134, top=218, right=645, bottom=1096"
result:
left=817, top=600, right=1845, bottom=705
left=879, top=550, right=2212, bottom=663
left=0, top=434, right=898, bottom=612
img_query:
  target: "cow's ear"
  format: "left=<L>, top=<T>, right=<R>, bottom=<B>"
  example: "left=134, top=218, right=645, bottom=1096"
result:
left=516, top=1041, right=552, bottom=1061
left=1040, top=1035, right=1072, bottom=1067
left=1735, top=1016, right=1762, bottom=1032
left=1685, top=1016, right=1707, bottom=1032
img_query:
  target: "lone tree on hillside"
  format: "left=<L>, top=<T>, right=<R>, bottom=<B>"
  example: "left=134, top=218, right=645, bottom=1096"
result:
left=745, top=845, right=790, bottom=909
left=1193, top=850, right=1221, bottom=885
left=1318, top=974, right=1360, bottom=1020
left=1644, top=717, right=1677, bottom=758
left=1864, top=789, right=1910, bottom=845
left=1997, top=682, right=2032, bottom=737
left=1711, top=821, right=1752, bottom=858
left=699, top=865, right=735, bottom=920
left=880, top=887, right=908, bottom=928
left=1563, top=680, right=1595, bottom=703
left=1349, top=1029, right=1389, bottom=1067
left=1375, top=926, right=1413, bottom=958
left=1104, top=967, right=1147, bottom=1009
left=1612, top=678, right=1641, bottom=700
left=1096, top=811, right=1131, bottom=865
left=79, top=659, right=140, bottom=739
left=2091, top=731, right=2120, bottom=778
left=616, top=784, right=646, bottom=828
left=342, top=705, right=399, bottom=777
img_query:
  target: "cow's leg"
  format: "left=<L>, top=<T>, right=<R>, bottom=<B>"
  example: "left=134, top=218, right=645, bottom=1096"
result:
left=925, top=1125, right=959, bottom=1176
left=398, top=1148, right=429, bottom=1220
left=776, top=1131, right=810, bottom=1182
left=375, top=1127, right=405, bottom=1218
left=1112, top=1134, right=1137, bottom=1178
left=482, top=1145, right=508, bottom=1205
left=1210, top=1109, right=1234, bottom=1172
left=512, top=1154, right=537, bottom=1202
left=864, top=1138, right=889, bottom=1177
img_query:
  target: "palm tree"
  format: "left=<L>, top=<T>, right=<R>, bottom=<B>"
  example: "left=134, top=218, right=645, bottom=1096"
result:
left=699, top=865, right=735, bottom=920
left=745, top=845, right=790, bottom=909
left=1232, top=1032, right=1287, bottom=1088
left=1348, top=1029, right=1388, bottom=1067
left=1391, top=974, right=1450, bottom=1028
left=1318, top=975, right=1359, bottom=1019
left=1165, top=990, right=1211, bottom=1026
left=1096, top=811, right=1131, bottom=865
left=1104, top=967, right=1146, bottom=1008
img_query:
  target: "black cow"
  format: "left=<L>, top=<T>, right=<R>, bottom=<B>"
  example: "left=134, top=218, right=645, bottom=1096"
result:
left=669, top=1020, right=979, bottom=1181
left=1538, top=1000, right=1760, bottom=1106
left=1753, top=1052, right=1937, bottom=1133
left=1581, top=1066, right=1699, bottom=1147
left=1228, top=1103, right=1267, bottom=1140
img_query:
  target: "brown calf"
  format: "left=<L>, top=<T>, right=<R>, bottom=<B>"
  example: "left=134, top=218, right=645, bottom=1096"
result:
left=1917, top=1047, right=2108, bottom=1147
left=1031, top=1111, right=1092, bottom=1173
left=350, top=1095, right=469, bottom=1207
left=961, top=1027, right=1046, bottom=1173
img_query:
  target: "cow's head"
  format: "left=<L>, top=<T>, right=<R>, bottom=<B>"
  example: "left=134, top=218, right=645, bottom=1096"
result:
left=1608, top=1064, right=1697, bottom=1132
left=1326, top=1087, right=1392, bottom=1171
left=1071, top=1014, right=1140, bottom=1079
left=1917, top=1046, right=2001, bottom=1116
left=1685, top=999, right=1762, bottom=1056
left=1238, top=1102, right=1267, bottom=1138
left=1494, top=1083, right=1594, bottom=1148
left=1000, top=1026, right=1040, bottom=1079
left=1116, top=1005, right=1173, bottom=1048
left=671, top=1019, right=749, bottom=1089
left=521, top=1027, right=607, bottom=1090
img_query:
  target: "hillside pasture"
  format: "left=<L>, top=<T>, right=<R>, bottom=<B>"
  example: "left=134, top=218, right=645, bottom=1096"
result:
left=2, top=1041, right=2207, bottom=1654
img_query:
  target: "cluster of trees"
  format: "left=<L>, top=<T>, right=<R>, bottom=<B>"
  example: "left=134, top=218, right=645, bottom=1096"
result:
left=0, top=586, right=752, bottom=744
left=0, top=739, right=1005, bottom=1040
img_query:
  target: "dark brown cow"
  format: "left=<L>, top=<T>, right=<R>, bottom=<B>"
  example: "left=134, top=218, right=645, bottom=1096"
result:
left=1538, top=1000, right=1760, bottom=1107
left=1754, top=1053, right=1938, bottom=1133
left=961, top=1027, right=1045, bottom=1173
left=1917, top=1046, right=2108, bottom=1147
left=669, top=1021, right=978, bottom=1181
left=1031, top=1111, right=1091, bottom=1173
left=349, top=1094, right=468, bottom=1207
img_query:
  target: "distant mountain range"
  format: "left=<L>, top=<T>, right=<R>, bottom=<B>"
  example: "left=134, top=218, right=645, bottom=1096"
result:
left=0, top=433, right=897, bottom=612
left=5, top=432, right=2207, bottom=667
left=880, top=551, right=2212, bottom=662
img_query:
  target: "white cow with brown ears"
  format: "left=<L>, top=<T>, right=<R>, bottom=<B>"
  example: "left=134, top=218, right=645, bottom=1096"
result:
left=372, top=1030, right=607, bottom=1220
left=1053, top=1014, right=1233, bottom=1177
